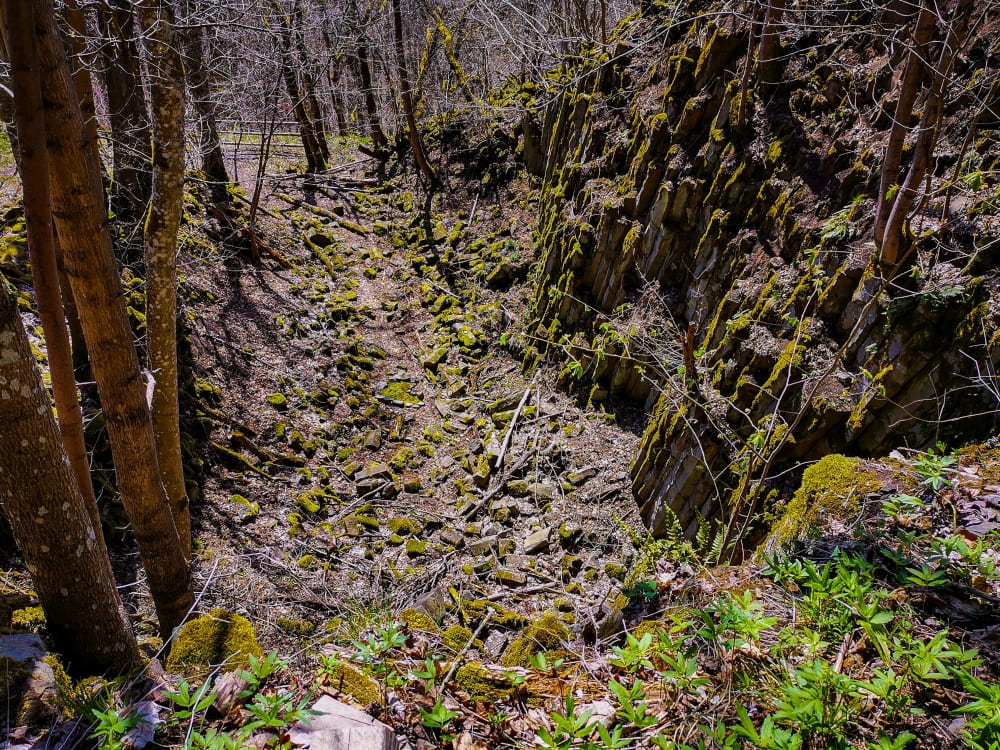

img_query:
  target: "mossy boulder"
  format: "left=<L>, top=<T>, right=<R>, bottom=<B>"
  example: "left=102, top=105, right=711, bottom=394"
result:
left=266, top=393, right=288, bottom=410
left=454, top=662, right=514, bottom=702
left=166, top=609, right=263, bottom=673
left=400, top=608, right=440, bottom=633
left=500, top=611, right=571, bottom=667
left=0, top=635, right=69, bottom=732
left=442, top=624, right=480, bottom=651
left=766, top=454, right=883, bottom=550
left=319, top=660, right=380, bottom=706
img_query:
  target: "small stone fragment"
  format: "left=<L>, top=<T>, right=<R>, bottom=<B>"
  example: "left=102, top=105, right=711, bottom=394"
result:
left=523, top=527, right=552, bottom=554
left=287, top=695, right=398, bottom=750
left=495, top=569, right=527, bottom=586
left=439, top=529, right=465, bottom=548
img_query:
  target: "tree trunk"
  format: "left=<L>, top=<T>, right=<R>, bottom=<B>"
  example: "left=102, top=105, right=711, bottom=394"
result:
left=31, top=0, right=194, bottom=639
left=391, top=0, right=436, bottom=185
left=62, top=0, right=102, bottom=157
left=269, top=0, right=328, bottom=173
left=292, top=1, right=331, bottom=166
left=3, top=8, right=103, bottom=543
left=180, top=0, right=230, bottom=185
left=873, top=0, right=935, bottom=250
left=879, top=0, right=975, bottom=266
left=756, top=0, right=786, bottom=86
left=356, top=39, right=389, bottom=151
left=97, top=1, right=153, bottom=231
left=0, top=281, right=141, bottom=675
left=137, top=0, right=191, bottom=558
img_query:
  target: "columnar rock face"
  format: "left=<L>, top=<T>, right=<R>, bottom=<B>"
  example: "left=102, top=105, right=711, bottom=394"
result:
left=526, top=2, right=1000, bottom=538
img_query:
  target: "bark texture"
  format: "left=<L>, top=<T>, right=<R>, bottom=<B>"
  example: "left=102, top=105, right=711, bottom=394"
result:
left=270, top=0, right=329, bottom=172
left=0, top=254, right=140, bottom=676
left=137, top=0, right=191, bottom=557
left=31, top=0, right=194, bottom=638
left=3, top=5, right=103, bottom=542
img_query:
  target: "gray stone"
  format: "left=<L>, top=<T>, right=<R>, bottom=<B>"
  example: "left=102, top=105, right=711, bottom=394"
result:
left=525, top=483, right=559, bottom=502
left=523, top=527, right=552, bottom=554
left=0, top=633, right=45, bottom=662
left=287, top=695, right=397, bottom=750
left=495, top=569, right=527, bottom=586
left=467, top=536, right=497, bottom=556
left=504, top=554, right=533, bottom=571
left=355, top=463, right=392, bottom=483
left=482, top=630, right=509, bottom=659
left=565, top=467, right=597, bottom=486
left=439, top=529, right=465, bottom=548
left=579, top=699, right=615, bottom=729
left=0, top=634, right=61, bottom=732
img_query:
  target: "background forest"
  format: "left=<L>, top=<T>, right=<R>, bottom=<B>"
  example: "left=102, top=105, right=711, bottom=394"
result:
left=1, top=0, right=1000, bottom=748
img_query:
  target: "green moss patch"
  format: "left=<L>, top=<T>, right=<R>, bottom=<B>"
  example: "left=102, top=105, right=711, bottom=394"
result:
left=768, top=454, right=883, bottom=548
left=500, top=611, right=571, bottom=667
left=166, top=609, right=263, bottom=673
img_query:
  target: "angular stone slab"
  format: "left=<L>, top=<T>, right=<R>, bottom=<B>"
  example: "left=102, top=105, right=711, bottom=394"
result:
left=288, top=695, right=397, bottom=750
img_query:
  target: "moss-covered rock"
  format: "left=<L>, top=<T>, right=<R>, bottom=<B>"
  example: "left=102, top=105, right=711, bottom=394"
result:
left=454, top=662, right=514, bottom=702
left=766, top=454, right=883, bottom=550
left=266, top=393, right=288, bottom=410
left=400, top=608, right=441, bottom=633
left=442, top=624, right=480, bottom=651
left=166, top=609, right=263, bottom=673
left=320, top=660, right=381, bottom=705
left=500, top=611, right=571, bottom=667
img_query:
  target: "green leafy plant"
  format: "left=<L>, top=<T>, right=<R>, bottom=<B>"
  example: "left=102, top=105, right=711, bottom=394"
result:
left=243, top=690, right=317, bottom=734
left=866, top=732, right=916, bottom=750
left=608, top=678, right=658, bottom=729
left=408, top=656, right=442, bottom=690
left=731, top=706, right=803, bottom=750
left=529, top=651, right=565, bottom=673
left=773, top=659, right=863, bottom=745
left=536, top=694, right=595, bottom=748
left=237, top=651, right=286, bottom=700
left=609, top=631, right=656, bottom=673
left=419, top=697, right=459, bottom=733
left=698, top=590, right=777, bottom=651
left=955, top=673, right=1000, bottom=749
left=912, top=444, right=957, bottom=491
left=89, top=700, right=140, bottom=750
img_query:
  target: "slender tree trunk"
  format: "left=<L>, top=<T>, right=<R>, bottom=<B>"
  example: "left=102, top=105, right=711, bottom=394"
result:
left=269, top=0, right=328, bottom=172
left=180, top=0, right=230, bottom=185
left=3, top=11, right=103, bottom=543
left=31, top=0, right=194, bottom=639
left=356, top=39, right=389, bottom=150
left=0, top=281, right=141, bottom=676
left=344, top=0, right=387, bottom=150
left=292, top=1, right=331, bottom=165
left=756, top=0, right=786, bottom=86
left=137, top=0, right=191, bottom=558
left=879, top=0, right=974, bottom=266
left=0, top=4, right=139, bottom=676
left=54, top=236, right=90, bottom=377
left=98, top=2, right=153, bottom=231
left=873, top=1, right=935, bottom=249
left=391, top=0, right=436, bottom=184
left=62, top=0, right=102, bottom=156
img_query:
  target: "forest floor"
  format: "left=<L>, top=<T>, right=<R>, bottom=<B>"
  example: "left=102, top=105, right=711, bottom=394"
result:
left=3, top=134, right=1000, bottom=750
left=176, top=134, right=648, bottom=686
